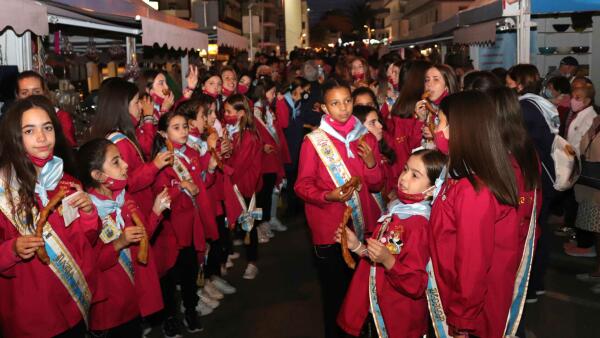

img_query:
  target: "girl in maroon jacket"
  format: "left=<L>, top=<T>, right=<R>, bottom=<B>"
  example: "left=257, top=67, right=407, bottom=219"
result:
left=222, top=94, right=263, bottom=280
left=151, top=111, right=214, bottom=336
left=295, top=80, right=384, bottom=338
left=90, top=78, right=173, bottom=218
left=77, top=138, right=169, bottom=337
left=428, top=91, right=538, bottom=338
left=337, top=149, right=447, bottom=338
left=0, top=96, right=99, bottom=338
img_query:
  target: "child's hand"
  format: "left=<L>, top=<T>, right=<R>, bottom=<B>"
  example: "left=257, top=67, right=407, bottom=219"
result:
left=185, top=65, right=199, bottom=94
left=264, top=144, right=276, bottom=154
left=161, top=92, right=175, bottom=113
left=208, top=155, right=218, bottom=171
left=366, top=238, right=395, bottom=270
left=152, top=188, right=171, bottom=215
left=180, top=180, right=199, bottom=196
left=334, top=226, right=360, bottom=252
left=357, top=141, right=376, bottom=169
left=325, top=185, right=354, bottom=202
left=114, top=226, right=146, bottom=251
left=153, top=151, right=173, bottom=169
left=207, top=133, right=218, bottom=149
left=13, top=235, right=44, bottom=260
left=422, top=124, right=433, bottom=139
left=220, top=138, right=232, bottom=156
left=68, top=189, right=94, bottom=214
left=414, top=100, right=428, bottom=121
left=141, top=95, right=154, bottom=117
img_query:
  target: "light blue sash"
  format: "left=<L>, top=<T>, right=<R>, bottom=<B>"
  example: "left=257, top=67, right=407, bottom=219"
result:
left=0, top=174, right=92, bottom=324
left=34, top=156, right=64, bottom=207
left=90, top=190, right=135, bottom=283
left=370, top=200, right=431, bottom=337
left=284, top=92, right=301, bottom=120
left=187, top=134, right=208, bottom=156
left=307, top=128, right=367, bottom=241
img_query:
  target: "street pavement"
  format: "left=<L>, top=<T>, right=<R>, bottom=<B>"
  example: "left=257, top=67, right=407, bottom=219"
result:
left=149, top=213, right=600, bottom=338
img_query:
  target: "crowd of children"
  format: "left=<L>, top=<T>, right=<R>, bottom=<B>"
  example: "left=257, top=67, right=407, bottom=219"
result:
left=0, top=48, right=596, bottom=338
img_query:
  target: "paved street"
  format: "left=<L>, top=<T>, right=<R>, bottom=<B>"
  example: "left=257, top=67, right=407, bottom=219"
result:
left=148, top=213, right=600, bottom=338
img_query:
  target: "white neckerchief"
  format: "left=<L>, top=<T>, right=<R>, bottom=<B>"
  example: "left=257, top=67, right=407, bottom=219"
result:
left=35, top=156, right=64, bottom=207
left=90, top=189, right=126, bottom=229
left=318, top=116, right=367, bottom=158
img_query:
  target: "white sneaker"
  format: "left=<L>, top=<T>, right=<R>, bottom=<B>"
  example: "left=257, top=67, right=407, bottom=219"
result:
left=202, top=281, right=224, bottom=300
left=228, top=252, right=240, bottom=260
left=243, top=263, right=259, bottom=280
left=197, top=300, right=214, bottom=316
left=259, top=222, right=275, bottom=238
left=269, top=218, right=288, bottom=231
left=211, top=276, right=236, bottom=294
left=199, top=293, right=220, bottom=309
left=258, top=231, right=270, bottom=244
left=225, top=256, right=234, bottom=268
left=233, top=239, right=243, bottom=246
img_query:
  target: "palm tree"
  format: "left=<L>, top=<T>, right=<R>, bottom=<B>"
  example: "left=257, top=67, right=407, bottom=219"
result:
left=346, top=0, right=378, bottom=40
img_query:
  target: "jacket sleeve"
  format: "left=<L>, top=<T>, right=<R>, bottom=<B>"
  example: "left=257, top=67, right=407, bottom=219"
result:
left=363, top=134, right=384, bottom=192
left=446, top=183, right=496, bottom=331
left=152, top=169, right=183, bottom=204
left=136, top=121, right=157, bottom=159
left=116, top=141, right=160, bottom=193
left=384, top=217, right=429, bottom=299
left=294, top=138, right=331, bottom=205
left=276, top=99, right=290, bottom=129
left=57, top=110, right=77, bottom=147
left=78, top=208, right=101, bottom=246
left=0, top=235, right=19, bottom=275
left=223, top=134, right=261, bottom=181
left=96, top=242, right=120, bottom=271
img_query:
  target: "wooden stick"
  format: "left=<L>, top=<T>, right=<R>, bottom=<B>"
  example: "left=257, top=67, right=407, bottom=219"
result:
left=35, top=187, right=68, bottom=264
left=209, top=148, right=224, bottom=169
left=165, top=139, right=175, bottom=166
left=129, top=207, right=148, bottom=265
left=340, top=206, right=356, bottom=269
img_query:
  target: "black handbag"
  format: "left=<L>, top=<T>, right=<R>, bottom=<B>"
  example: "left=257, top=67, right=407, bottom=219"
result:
left=578, top=124, right=600, bottom=189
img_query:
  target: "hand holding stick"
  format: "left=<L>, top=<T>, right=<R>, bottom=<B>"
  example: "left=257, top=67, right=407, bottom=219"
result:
left=340, top=177, right=361, bottom=195
left=340, top=206, right=356, bottom=269
left=420, top=92, right=438, bottom=136
left=129, top=206, right=148, bottom=265
left=35, top=187, right=68, bottom=264
left=165, top=139, right=175, bottom=166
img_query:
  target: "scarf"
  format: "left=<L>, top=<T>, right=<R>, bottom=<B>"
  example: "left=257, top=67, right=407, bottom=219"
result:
left=90, top=189, right=126, bottom=229
left=35, top=156, right=64, bottom=207
left=284, top=92, right=301, bottom=120
left=163, top=143, right=191, bottom=164
left=188, top=133, right=208, bottom=156
left=319, top=116, right=367, bottom=158
left=519, top=93, right=561, bottom=134
left=378, top=199, right=431, bottom=222
left=226, top=122, right=240, bottom=140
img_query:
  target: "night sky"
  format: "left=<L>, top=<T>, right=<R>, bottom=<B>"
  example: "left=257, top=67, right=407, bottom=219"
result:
left=307, top=0, right=362, bottom=25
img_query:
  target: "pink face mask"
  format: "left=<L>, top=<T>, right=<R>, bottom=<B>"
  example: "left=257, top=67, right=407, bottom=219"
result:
left=104, top=176, right=127, bottom=191
left=203, top=90, right=219, bottom=99
left=237, top=83, right=249, bottom=95
left=28, top=153, right=54, bottom=167
left=434, top=130, right=449, bottom=155
left=571, top=98, right=587, bottom=113
left=223, top=115, right=239, bottom=126
left=222, top=86, right=234, bottom=97
left=353, top=72, right=365, bottom=81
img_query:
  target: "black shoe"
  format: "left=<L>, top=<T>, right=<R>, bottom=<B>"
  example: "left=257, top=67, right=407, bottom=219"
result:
left=162, top=316, right=182, bottom=338
left=183, top=311, right=204, bottom=333
left=525, top=290, right=538, bottom=304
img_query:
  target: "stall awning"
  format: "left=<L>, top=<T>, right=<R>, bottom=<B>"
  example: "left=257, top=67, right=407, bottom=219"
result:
left=389, top=35, right=453, bottom=50
left=532, top=0, right=600, bottom=14
left=217, top=28, right=248, bottom=51
left=1, top=0, right=48, bottom=35
left=453, top=20, right=497, bottom=45
left=142, top=17, right=208, bottom=51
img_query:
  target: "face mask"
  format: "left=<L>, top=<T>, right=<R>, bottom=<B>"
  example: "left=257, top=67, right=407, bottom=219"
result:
left=237, top=84, right=249, bottom=95
left=203, top=90, right=219, bottom=99
left=28, top=153, right=54, bottom=167
left=571, top=98, right=587, bottom=113
left=542, top=87, right=554, bottom=99
left=353, top=73, right=365, bottom=81
left=103, top=175, right=127, bottom=191
left=395, top=185, right=434, bottom=203
left=388, top=77, right=399, bottom=90
left=151, top=93, right=164, bottom=106
left=222, top=86, right=234, bottom=97
left=224, top=115, right=239, bottom=126
left=433, top=130, right=449, bottom=155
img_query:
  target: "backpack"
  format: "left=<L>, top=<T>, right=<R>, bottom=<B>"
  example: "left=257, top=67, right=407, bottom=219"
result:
left=523, top=95, right=579, bottom=191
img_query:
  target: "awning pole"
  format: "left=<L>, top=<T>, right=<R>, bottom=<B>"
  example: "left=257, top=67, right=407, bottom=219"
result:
left=126, top=36, right=136, bottom=66
left=517, top=0, right=531, bottom=64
